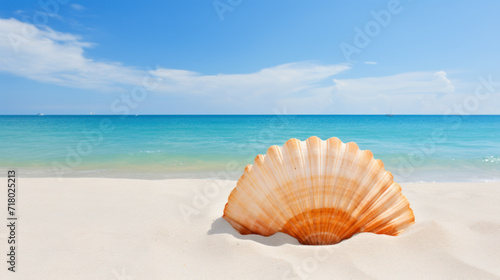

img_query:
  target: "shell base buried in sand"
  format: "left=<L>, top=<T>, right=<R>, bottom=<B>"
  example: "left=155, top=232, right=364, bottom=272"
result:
left=223, top=136, right=415, bottom=245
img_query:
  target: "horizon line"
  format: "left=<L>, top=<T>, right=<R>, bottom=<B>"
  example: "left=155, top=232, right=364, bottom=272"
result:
left=1, top=114, right=500, bottom=116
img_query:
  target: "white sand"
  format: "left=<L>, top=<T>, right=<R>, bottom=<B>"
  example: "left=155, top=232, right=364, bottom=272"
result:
left=1, top=178, right=500, bottom=279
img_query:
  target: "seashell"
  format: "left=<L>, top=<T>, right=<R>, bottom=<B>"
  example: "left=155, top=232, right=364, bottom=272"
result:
left=223, top=136, right=415, bottom=245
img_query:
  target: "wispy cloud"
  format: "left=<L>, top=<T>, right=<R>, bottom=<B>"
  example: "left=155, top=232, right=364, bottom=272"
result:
left=150, top=62, right=350, bottom=113
left=0, top=18, right=351, bottom=112
left=0, top=17, right=469, bottom=114
left=329, top=71, right=458, bottom=114
left=364, top=61, right=377, bottom=65
left=333, top=71, right=454, bottom=96
left=0, top=18, right=142, bottom=91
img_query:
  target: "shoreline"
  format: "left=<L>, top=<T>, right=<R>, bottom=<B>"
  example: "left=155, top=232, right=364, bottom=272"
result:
left=1, top=178, right=500, bottom=279
left=5, top=172, right=500, bottom=183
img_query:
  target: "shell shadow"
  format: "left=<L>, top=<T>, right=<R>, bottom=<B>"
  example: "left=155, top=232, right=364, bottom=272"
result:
left=207, top=217, right=300, bottom=246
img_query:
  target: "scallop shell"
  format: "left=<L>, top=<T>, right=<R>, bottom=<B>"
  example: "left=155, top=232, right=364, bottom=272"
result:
left=223, top=136, right=415, bottom=245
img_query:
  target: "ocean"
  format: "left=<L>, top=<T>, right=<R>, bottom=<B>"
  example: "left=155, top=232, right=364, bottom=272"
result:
left=0, top=115, right=499, bottom=182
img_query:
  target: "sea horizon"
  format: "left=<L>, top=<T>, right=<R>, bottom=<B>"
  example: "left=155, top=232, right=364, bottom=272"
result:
left=1, top=115, right=499, bottom=183
left=2, top=114, right=500, bottom=116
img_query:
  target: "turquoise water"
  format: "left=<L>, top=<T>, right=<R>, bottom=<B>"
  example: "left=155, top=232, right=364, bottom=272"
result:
left=0, top=115, right=499, bottom=182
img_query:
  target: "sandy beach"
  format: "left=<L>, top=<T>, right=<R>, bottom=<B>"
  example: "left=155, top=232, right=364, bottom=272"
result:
left=1, top=178, right=500, bottom=279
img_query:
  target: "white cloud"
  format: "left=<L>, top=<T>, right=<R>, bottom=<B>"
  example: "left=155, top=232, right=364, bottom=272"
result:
left=329, top=71, right=460, bottom=114
left=0, top=18, right=142, bottom=91
left=151, top=62, right=349, bottom=113
left=153, top=63, right=347, bottom=96
left=364, top=61, right=377, bottom=65
left=333, top=71, right=454, bottom=96
left=0, top=18, right=351, bottom=113
left=2, top=17, right=488, bottom=114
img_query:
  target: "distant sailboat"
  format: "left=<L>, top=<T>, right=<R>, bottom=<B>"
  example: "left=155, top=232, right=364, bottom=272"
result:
left=386, top=107, right=394, bottom=117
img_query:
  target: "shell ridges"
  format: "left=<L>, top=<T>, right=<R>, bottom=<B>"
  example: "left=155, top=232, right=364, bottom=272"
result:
left=223, top=137, right=415, bottom=245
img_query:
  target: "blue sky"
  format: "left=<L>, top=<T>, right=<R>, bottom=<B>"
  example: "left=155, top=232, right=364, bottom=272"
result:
left=0, top=0, right=499, bottom=114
